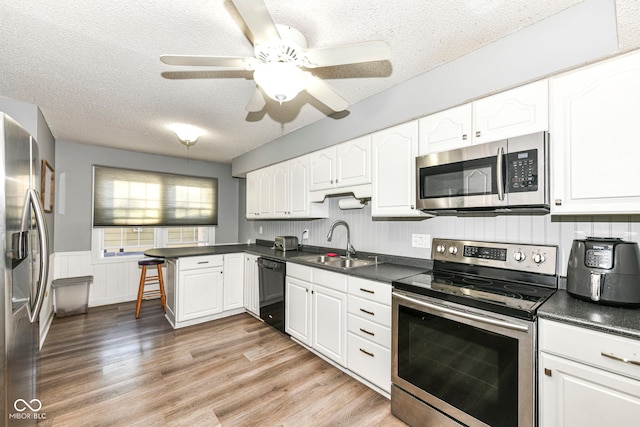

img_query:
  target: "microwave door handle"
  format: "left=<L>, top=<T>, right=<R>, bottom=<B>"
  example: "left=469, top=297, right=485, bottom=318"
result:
left=496, top=146, right=505, bottom=201
left=26, top=189, right=50, bottom=323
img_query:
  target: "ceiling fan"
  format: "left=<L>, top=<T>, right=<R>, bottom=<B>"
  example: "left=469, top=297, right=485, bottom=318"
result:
left=160, top=0, right=391, bottom=113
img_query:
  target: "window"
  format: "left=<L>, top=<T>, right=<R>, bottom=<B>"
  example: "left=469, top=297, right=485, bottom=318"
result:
left=102, top=227, right=155, bottom=257
left=93, top=166, right=218, bottom=227
left=93, top=226, right=216, bottom=261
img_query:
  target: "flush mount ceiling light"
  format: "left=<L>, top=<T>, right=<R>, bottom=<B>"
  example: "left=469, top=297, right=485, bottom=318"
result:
left=169, top=123, right=204, bottom=148
left=159, top=0, right=391, bottom=113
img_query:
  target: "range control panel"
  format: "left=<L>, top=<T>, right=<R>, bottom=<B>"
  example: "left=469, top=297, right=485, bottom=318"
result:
left=432, top=238, right=558, bottom=276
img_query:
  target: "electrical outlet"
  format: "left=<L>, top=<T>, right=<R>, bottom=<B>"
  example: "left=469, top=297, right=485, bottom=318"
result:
left=302, top=229, right=309, bottom=240
left=412, top=234, right=431, bottom=249
left=259, top=226, right=263, bottom=235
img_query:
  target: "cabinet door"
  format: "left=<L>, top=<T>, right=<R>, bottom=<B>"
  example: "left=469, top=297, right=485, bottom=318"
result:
left=312, top=284, right=347, bottom=366
left=473, top=79, right=548, bottom=144
left=550, top=51, right=640, bottom=214
left=223, top=254, right=244, bottom=311
left=285, top=277, right=312, bottom=346
left=245, top=170, right=259, bottom=218
left=243, top=254, right=259, bottom=316
left=418, top=103, right=472, bottom=155
left=257, top=166, right=273, bottom=216
left=288, top=155, right=310, bottom=217
left=539, top=352, right=640, bottom=427
left=271, top=162, right=289, bottom=216
left=309, top=147, right=336, bottom=191
left=336, top=136, right=371, bottom=187
left=372, top=121, right=426, bottom=217
left=178, top=266, right=224, bottom=321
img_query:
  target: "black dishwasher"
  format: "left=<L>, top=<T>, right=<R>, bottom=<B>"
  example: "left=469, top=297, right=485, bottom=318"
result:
left=257, top=257, right=287, bottom=334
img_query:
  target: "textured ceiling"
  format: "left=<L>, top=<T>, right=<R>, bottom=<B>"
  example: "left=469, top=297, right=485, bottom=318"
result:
left=0, top=0, right=634, bottom=164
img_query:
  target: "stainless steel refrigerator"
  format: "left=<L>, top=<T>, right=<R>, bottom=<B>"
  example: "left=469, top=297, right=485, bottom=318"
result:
left=1, top=113, right=50, bottom=426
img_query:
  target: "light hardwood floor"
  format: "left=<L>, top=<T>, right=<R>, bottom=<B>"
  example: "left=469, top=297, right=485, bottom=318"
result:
left=38, top=302, right=406, bottom=426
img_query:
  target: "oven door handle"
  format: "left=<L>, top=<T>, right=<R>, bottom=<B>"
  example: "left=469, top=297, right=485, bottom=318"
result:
left=394, top=293, right=530, bottom=332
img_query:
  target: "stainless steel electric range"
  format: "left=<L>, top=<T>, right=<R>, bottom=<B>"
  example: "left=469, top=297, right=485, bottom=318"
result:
left=391, top=238, right=558, bottom=427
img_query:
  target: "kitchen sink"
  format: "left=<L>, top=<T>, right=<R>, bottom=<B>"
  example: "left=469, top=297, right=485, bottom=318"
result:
left=295, top=254, right=379, bottom=269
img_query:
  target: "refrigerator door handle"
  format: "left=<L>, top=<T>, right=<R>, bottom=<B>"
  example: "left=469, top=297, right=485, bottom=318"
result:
left=26, top=188, right=49, bottom=323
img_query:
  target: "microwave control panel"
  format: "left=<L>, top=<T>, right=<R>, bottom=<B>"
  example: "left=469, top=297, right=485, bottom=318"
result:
left=507, top=149, right=538, bottom=192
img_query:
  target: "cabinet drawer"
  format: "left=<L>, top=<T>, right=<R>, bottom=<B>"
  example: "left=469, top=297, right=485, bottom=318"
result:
left=347, top=332, right=391, bottom=393
left=179, top=255, right=223, bottom=270
left=313, top=268, right=347, bottom=292
left=287, top=262, right=313, bottom=282
left=347, top=295, right=391, bottom=327
left=348, top=277, right=391, bottom=305
left=540, top=319, right=640, bottom=381
left=347, top=313, right=390, bottom=349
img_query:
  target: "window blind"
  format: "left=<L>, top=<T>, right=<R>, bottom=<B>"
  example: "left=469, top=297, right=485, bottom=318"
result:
left=93, top=166, right=218, bottom=227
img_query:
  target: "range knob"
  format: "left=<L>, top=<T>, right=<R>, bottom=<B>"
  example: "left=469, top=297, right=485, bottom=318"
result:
left=513, top=251, right=526, bottom=262
left=448, top=246, right=458, bottom=255
left=435, top=244, right=446, bottom=254
left=532, top=252, right=546, bottom=264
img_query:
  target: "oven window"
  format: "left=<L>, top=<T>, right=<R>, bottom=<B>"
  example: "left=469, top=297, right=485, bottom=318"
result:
left=397, top=305, right=518, bottom=427
left=419, top=155, right=499, bottom=199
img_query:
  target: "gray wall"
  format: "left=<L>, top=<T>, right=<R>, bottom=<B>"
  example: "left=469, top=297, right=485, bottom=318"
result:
left=54, top=141, right=240, bottom=252
left=231, top=0, right=619, bottom=176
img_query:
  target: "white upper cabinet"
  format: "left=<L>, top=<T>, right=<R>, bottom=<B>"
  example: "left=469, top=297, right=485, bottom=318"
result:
left=336, top=136, right=371, bottom=187
left=245, top=170, right=259, bottom=218
left=473, top=79, right=549, bottom=145
left=309, top=136, right=372, bottom=200
left=245, top=155, right=328, bottom=219
left=550, top=50, right=640, bottom=215
left=372, top=121, right=429, bottom=218
left=418, top=80, right=549, bottom=155
left=418, top=103, right=472, bottom=154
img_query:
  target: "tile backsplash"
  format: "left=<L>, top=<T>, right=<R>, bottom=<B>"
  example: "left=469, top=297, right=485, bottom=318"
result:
left=238, top=195, right=640, bottom=276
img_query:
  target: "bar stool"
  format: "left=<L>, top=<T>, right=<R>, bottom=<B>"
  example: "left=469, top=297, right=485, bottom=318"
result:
left=135, top=258, right=166, bottom=319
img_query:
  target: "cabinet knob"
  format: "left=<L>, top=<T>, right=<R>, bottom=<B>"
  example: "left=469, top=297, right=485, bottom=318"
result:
left=544, top=368, right=552, bottom=377
left=555, top=199, right=562, bottom=206
left=462, top=134, right=468, bottom=141
left=411, top=204, right=415, bottom=209
left=330, top=179, right=334, bottom=184
left=475, top=131, right=481, bottom=137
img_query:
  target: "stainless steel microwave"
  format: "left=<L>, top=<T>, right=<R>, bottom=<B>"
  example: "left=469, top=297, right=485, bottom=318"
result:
left=416, top=132, right=549, bottom=214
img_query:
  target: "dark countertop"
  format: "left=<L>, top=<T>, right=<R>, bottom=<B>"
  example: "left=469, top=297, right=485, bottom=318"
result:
left=144, top=243, right=429, bottom=284
left=539, top=290, right=640, bottom=340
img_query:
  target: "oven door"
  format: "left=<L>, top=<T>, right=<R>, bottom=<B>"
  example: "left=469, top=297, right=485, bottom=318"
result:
left=416, top=139, right=508, bottom=211
left=391, top=289, right=535, bottom=427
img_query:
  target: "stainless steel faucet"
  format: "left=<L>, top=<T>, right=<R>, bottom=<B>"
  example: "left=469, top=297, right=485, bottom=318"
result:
left=326, top=220, right=356, bottom=258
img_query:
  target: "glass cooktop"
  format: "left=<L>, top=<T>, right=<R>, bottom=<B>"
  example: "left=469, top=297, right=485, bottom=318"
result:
left=393, top=270, right=557, bottom=320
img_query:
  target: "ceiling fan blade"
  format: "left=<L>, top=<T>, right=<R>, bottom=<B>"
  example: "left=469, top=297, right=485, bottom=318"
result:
left=246, top=87, right=266, bottom=112
left=305, top=75, right=349, bottom=112
left=231, top=0, right=281, bottom=45
left=160, top=55, right=254, bottom=69
left=304, top=41, right=391, bottom=68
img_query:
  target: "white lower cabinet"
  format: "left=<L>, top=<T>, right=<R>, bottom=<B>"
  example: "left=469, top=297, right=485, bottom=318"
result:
left=312, top=284, right=347, bottom=366
left=346, top=277, right=392, bottom=394
left=285, top=263, right=392, bottom=395
left=285, top=276, right=312, bottom=346
left=166, top=253, right=247, bottom=329
left=178, top=256, right=224, bottom=322
left=539, top=319, right=640, bottom=426
left=243, top=253, right=260, bottom=317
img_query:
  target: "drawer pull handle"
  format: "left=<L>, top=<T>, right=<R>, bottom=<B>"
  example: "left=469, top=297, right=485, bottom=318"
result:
left=601, top=351, right=640, bottom=366
left=197, top=261, right=210, bottom=264
left=359, top=308, right=375, bottom=316
left=359, top=288, right=374, bottom=294
left=359, top=348, right=374, bottom=357
left=359, top=328, right=375, bottom=336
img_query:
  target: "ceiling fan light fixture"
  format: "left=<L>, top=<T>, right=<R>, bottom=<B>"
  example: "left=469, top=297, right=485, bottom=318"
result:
left=253, top=62, right=307, bottom=103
